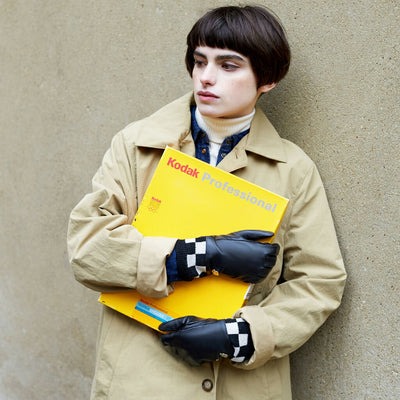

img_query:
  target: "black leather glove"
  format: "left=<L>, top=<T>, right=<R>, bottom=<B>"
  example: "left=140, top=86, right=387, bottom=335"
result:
left=175, top=230, right=279, bottom=283
left=159, top=316, right=254, bottom=366
left=206, top=230, right=279, bottom=283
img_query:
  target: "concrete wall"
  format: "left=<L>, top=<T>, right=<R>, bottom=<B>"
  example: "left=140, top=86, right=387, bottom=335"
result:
left=0, top=1, right=398, bottom=398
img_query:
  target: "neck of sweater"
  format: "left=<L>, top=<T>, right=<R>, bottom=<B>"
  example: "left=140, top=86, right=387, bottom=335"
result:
left=195, top=107, right=255, bottom=144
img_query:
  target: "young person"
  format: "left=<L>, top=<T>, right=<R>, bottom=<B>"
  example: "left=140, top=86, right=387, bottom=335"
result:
left=68, top=6, right=346, bottom=399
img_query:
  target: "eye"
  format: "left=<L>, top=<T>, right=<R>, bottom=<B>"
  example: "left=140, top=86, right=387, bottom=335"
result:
left=193, top=59, right=206, bottom=68
left=221, top=63, right=239, bottom=71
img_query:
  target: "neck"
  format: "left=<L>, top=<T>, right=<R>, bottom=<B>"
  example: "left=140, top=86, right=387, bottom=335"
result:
left=195, top=108, right=255, bottom=143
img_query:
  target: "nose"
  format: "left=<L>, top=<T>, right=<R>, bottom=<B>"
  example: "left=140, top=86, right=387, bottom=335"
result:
left=199, top=64, right=216, bottom=86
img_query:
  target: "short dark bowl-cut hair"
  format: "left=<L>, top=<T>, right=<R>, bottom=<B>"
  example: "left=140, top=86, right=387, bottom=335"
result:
left=186, top=5, right=290, bottom=87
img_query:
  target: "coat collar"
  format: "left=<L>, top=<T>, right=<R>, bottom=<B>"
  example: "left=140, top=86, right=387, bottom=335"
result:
left=134, top=92, right=193, bottom=150
left=134, top=92, right=287, bottom=163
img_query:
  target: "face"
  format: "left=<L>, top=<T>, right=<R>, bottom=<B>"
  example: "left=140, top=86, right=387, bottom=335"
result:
left=192, top=46, right=275, bottom=119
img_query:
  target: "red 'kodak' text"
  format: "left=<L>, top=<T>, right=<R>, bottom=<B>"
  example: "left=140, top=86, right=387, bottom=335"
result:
left=167, top=157, right=199, bottom=178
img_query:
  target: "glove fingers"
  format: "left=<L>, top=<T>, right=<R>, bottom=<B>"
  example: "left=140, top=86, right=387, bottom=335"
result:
left=159, top=316, right=187, bottom=332
left=160, top=331, right=176, bottom=346
left=159, top=315, right=200, bottom=332
left=233, top=230, right=274, bottom=241
left=264, top=243, right=280, bottom=255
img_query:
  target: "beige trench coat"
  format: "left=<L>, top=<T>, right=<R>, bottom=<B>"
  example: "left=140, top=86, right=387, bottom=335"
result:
left=68, top=92, right=346, bottom=399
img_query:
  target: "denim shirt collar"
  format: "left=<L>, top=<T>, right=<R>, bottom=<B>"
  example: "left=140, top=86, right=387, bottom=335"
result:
left=191, top=106, right=250, bottom=165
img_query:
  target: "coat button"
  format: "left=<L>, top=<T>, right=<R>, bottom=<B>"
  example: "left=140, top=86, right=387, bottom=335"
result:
left=202, top=148, right=207, bottom=154
left=202, top=379, right=213, bottom=392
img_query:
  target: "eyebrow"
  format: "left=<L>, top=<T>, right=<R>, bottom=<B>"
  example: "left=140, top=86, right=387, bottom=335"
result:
left=193, top=50, right=246, bottom=63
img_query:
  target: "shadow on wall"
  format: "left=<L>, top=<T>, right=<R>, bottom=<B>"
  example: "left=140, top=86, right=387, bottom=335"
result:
left=258, top=66, right=314, bottom=149
left=258, top=61, right=352, bottom=397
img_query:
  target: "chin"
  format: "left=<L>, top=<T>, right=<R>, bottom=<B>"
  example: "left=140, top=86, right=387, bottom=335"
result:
left=196, top=106, right=224, bottom=118
left=201, top=111, right=223, bottom=118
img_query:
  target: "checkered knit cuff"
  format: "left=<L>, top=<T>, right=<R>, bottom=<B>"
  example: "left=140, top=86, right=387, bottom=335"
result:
left=225, top=318, right=254, bottom=363
left=175, top=237, right=207, bottom=281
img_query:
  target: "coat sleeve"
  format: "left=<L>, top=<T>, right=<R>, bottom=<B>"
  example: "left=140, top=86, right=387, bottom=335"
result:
left=67, top=131, right=176, bottom=297
left=234, top=163, right=346, bottom=370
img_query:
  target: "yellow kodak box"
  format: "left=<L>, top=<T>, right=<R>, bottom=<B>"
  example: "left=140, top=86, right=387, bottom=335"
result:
left=100, top=147, right=289, bottom=331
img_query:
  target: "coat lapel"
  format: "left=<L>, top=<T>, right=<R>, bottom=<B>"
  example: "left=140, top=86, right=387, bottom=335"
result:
left=134, top=92, right=287, bottom=174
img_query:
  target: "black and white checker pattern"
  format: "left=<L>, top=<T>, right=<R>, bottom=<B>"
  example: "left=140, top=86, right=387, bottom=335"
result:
left=175, top=237, right=207, bottom=281
left=225, top=318, right=254, bottom=363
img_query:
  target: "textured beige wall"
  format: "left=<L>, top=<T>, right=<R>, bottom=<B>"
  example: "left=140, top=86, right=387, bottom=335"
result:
left=0, top=1, right=398, bottom=399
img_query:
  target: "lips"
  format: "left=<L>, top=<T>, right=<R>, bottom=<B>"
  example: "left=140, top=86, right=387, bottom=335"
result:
left=197, top=91, right=219, bottom=100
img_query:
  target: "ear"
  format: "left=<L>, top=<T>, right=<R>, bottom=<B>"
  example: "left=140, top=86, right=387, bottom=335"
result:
left=257, top=82, right=276, bottom=95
